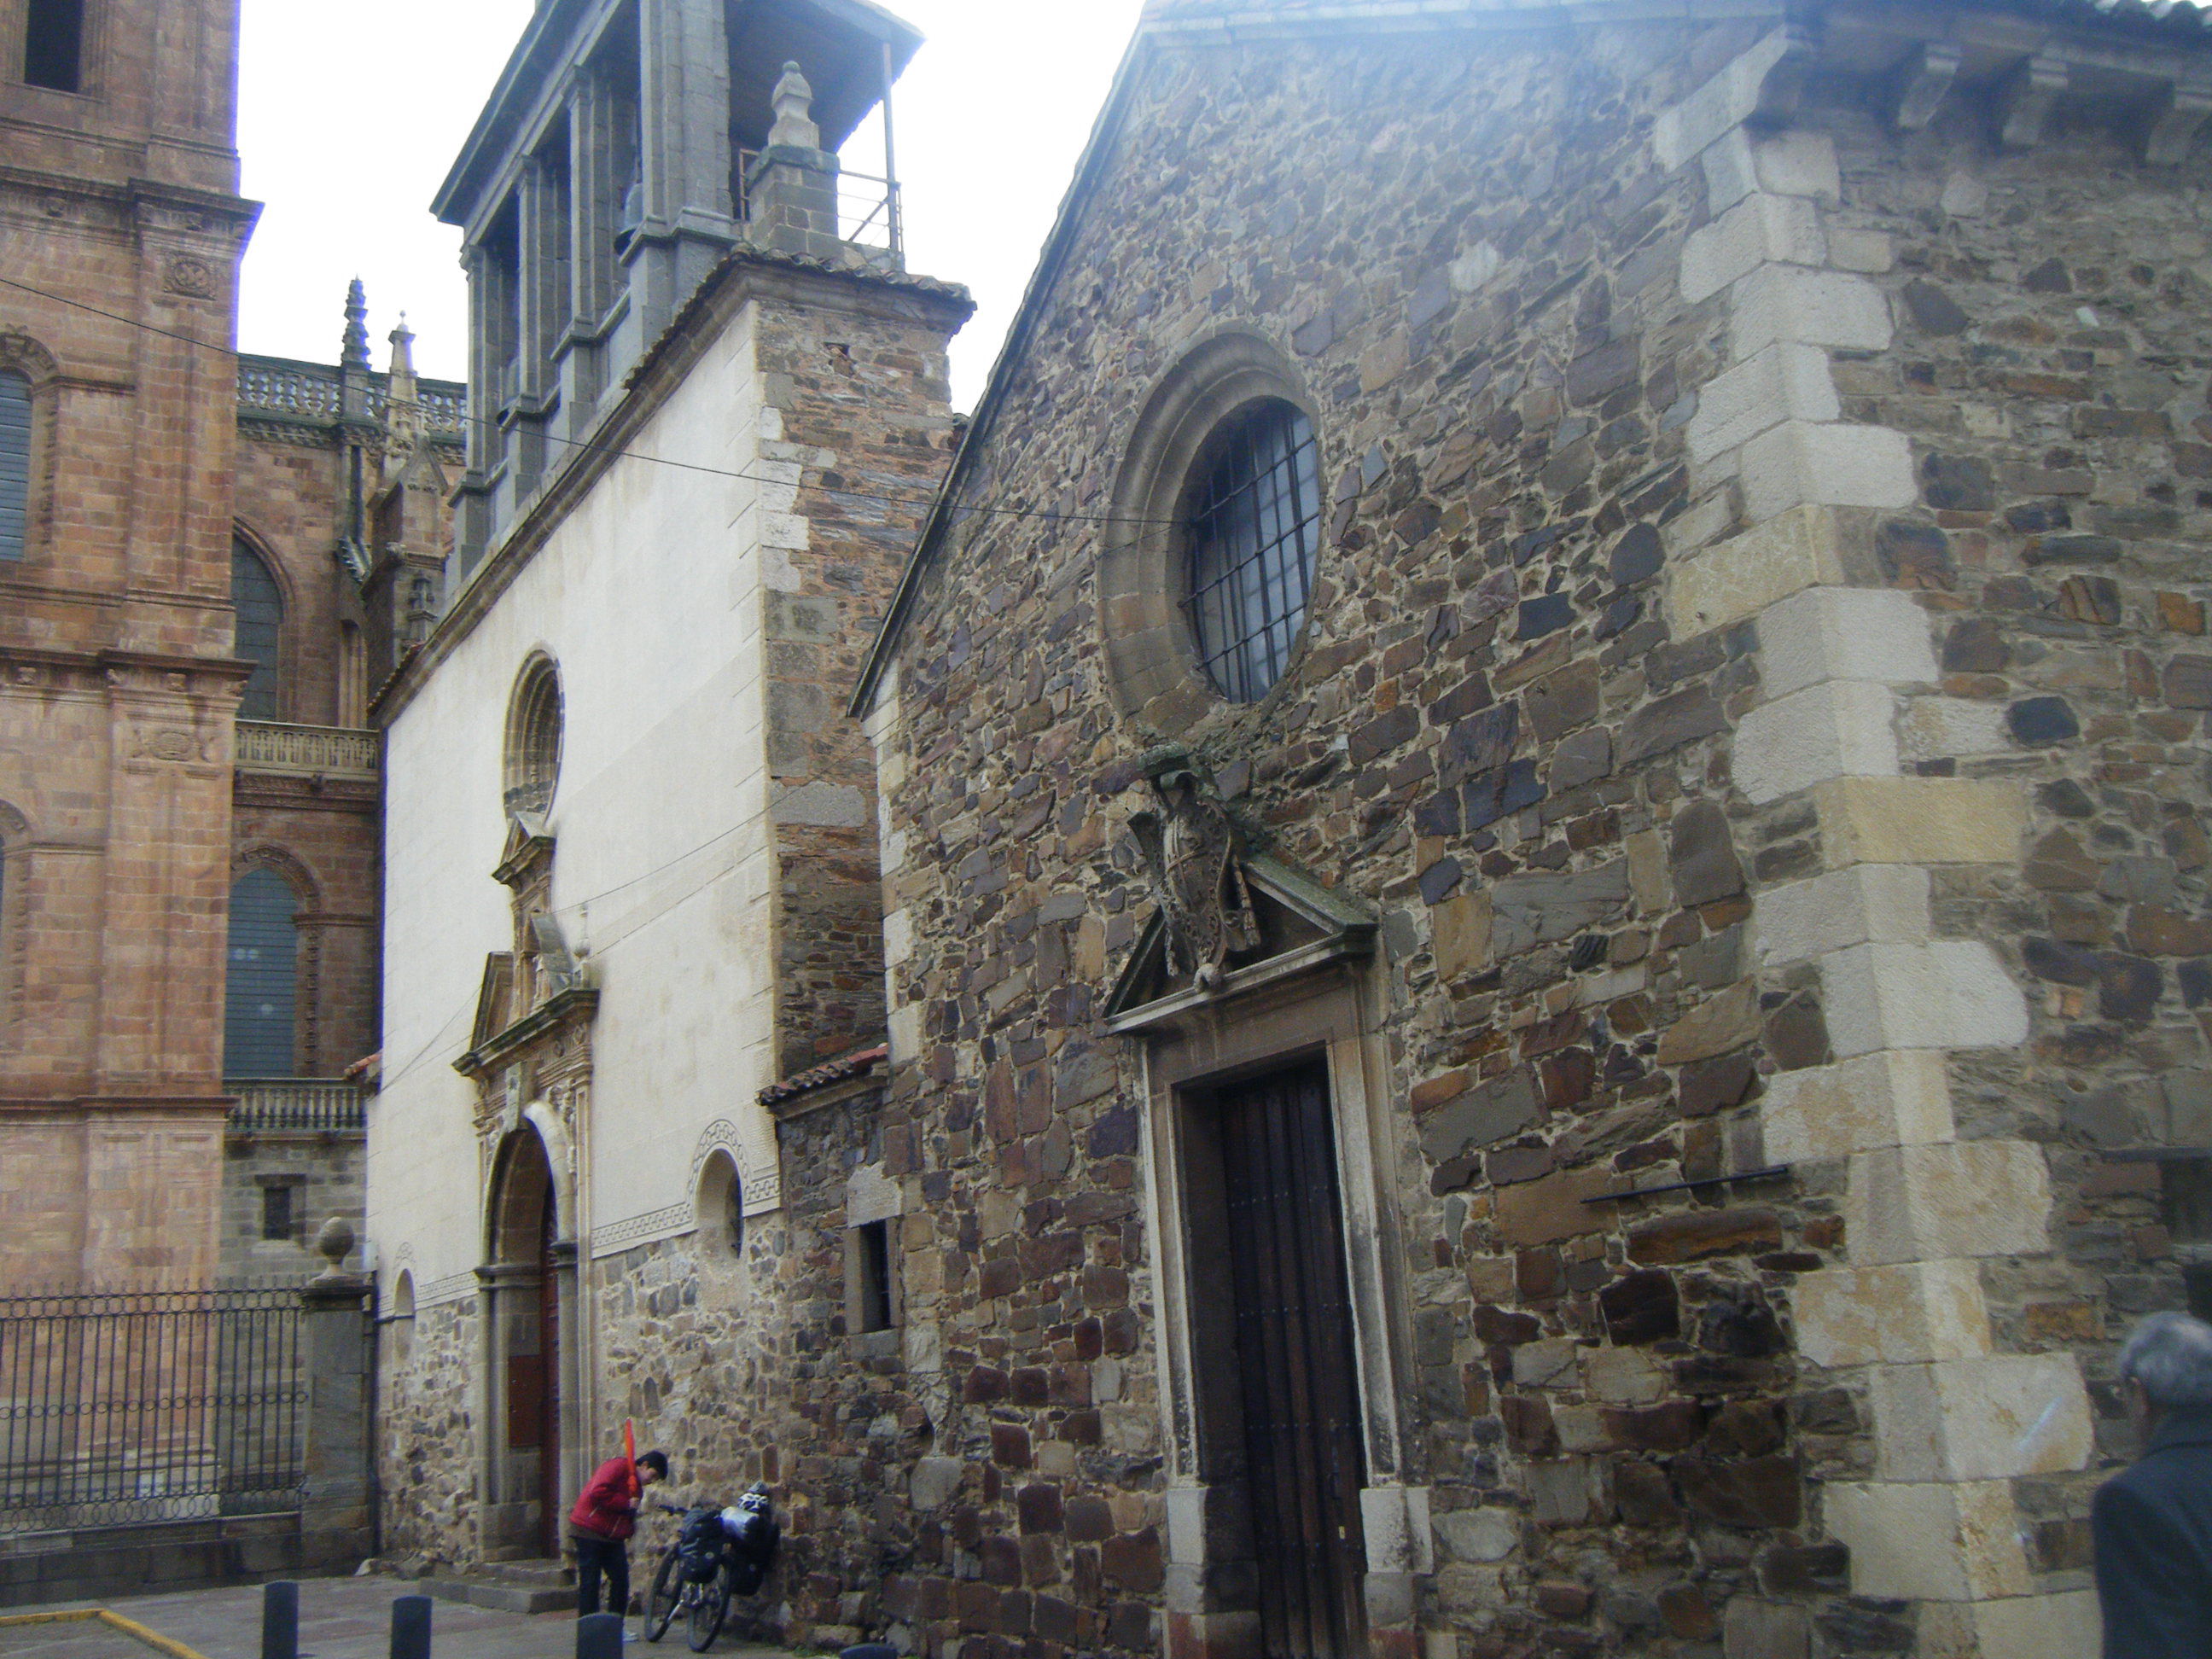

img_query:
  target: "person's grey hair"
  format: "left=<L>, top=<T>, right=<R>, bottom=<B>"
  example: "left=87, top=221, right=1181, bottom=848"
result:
left=2119, top=1312, right=2212, bottom=1408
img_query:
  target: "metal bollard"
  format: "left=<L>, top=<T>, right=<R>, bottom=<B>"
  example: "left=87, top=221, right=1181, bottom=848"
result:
left=576, top=1612, right=624, bottom=1659
left=260, top=1581, right=299, bottom=1659
left=389, top=1594, right=433, bottom=1659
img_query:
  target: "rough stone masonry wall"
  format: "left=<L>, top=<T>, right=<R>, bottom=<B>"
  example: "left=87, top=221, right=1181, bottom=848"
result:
left=870, top=24, right=1818, bottom=1659
left=583, top=1088, right=913, bottom=1649
left=758, top=294, right=965, bottom=1077
left=867, top=20, right=2207, bottom=1659
left=1644, top=26, right=2211, bottom=1655
left=375, top=1296, right=480, bottom=1566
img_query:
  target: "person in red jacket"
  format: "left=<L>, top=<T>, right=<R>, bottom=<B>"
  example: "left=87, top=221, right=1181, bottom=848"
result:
left=570, top=1447, right=667, bottom=1619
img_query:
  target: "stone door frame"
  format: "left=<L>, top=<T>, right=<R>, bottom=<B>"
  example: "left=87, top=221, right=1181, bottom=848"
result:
left=1129, top=967, right=1433, bottom=1659
left=475, top=1110, right=583, bottom=1563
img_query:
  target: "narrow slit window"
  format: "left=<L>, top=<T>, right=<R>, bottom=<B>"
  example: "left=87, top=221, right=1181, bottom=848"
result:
left=856, top=1219, right=894, bottom=1332
left=23, top=0, right=84, bottom=93
left=0, top=373, right=30, bottom=561
left=1184, top=399, right=1321, bottom=704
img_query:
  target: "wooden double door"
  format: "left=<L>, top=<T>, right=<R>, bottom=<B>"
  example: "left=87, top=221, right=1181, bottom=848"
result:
left=504, top=1187, right=562, bottom=1557
left=1207, top=1060, right=1369, bottom=1659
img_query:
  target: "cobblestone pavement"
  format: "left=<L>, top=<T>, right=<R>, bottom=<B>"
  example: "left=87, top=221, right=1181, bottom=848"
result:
left=0, top=1578, right=787, bottom=1659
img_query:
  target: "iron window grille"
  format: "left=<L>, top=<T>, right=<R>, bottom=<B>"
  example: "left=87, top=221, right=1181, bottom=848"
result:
left=1184, top=399, right=1322, bottom=704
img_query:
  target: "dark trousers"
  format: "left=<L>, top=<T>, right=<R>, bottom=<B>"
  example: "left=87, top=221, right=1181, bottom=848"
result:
left=574, top=1534, right=630, bottom=1618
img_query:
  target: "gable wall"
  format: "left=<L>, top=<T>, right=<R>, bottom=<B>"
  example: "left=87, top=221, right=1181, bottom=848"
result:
left=864, top=16, right=2210, bottom=1659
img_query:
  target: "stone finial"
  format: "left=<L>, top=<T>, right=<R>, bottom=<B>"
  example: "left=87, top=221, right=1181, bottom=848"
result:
left=768, top=61, right=820, bottom=151
left=315, top=1215, right=356, bottom=1275
left=387, top=314, right=416, bottom=384
left=383, top=315, right=422, bottom=462
left=341, top=278, right=370, bottom=370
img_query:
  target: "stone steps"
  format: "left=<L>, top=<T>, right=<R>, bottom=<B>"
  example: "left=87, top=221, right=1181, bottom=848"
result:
left=422, top=1558, right=573, bottom=1615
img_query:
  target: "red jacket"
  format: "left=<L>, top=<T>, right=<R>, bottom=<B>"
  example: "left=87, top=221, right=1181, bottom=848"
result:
left=570, top=1456, right=639, bottom=1541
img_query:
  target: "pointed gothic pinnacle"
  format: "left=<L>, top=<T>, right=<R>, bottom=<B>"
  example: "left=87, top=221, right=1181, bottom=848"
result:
left=768, top=61, right=820, bottom=150
left=387, top=313, right=416, bottom=381
left=341, top=277, right=370, bottom=370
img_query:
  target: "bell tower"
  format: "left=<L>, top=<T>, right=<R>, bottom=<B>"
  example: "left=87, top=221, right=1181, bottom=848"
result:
left=0, top=0, right=259, bottom=1289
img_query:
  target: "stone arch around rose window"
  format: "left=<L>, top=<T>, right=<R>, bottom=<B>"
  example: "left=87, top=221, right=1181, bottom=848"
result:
left=1099, top=329, right=1327, bottom=738
left=504, top=653, right=563, bottom=816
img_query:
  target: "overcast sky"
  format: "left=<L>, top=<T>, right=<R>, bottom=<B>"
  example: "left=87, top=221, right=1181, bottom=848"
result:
left=236, top=1, right=1146, bottom=410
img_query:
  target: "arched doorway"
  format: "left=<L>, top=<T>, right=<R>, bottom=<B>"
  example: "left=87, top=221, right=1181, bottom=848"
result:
left=484, top=1126, right=569, bottom=1559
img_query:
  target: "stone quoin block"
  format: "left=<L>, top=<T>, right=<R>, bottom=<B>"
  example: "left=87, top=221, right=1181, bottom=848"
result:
left=1738, top=421, right=1918, bottom=522
left=1701, top=127, right=1842, bottom=211
left=1937, top=1591, right=2102, bottom=1659
left=1733, top=679, right=1901, bottom=804
left=1845, top=1140, right=2052, bottom=1265
left=1791, top=1259, right=1993, bottom=1367
left=1824, top=1480, right=2032, bottom=1601
left=1870, top=1353, right=2093, bottom=1482
left=1651, top=26, right=1802, bottom=168
left=1665, top=504, right=1849, bottom=637
left=1813, top=777, right=2026, bottom=868
left=1751, top=864, right=1930, bottom=969
left=1729, top=266, right=1896, bottom=358
left=1685, top=341, right=1840, bottom=465
left=1679, top=194, right=1828, bottom=305
left=1759, top=1051, right=1959, bottom=1163
left=1820, top=940, right=2029, bottom=1056
left=1755, top=585, right=1938, bottom=699
left=1900, top=696, right=2014, bottom=761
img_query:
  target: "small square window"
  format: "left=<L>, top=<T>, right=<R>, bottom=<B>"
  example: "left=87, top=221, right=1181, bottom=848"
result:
left=855, top=1219, right=894, bottom=1333
left=260, top=1183, right=295, bottom=1242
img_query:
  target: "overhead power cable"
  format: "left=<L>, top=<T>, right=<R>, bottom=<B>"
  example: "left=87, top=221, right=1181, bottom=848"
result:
left=0, top=272, right=1173, bottom=529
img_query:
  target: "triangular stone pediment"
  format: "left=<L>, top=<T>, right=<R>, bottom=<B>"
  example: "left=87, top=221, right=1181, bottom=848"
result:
left=470, top=952, right=516, bottom=1053
left=1104, top=854, right=1377, bottom=1032
left=494, top=812, right=554, bottom=888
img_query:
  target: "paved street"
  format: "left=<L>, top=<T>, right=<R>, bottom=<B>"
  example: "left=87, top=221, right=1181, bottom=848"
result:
left=0, top=1578, right=787, bottom=1659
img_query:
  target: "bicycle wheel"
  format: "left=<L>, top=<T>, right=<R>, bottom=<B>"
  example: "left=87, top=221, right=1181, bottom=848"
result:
left=685, top=1564, right=730, bottom=1652
left=644, top=1546, right=682, bottom=1642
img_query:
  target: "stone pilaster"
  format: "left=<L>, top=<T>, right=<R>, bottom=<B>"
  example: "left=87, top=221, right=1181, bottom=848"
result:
left=512, top=154, right=563, bottom=498
left=623, top=0, right=736, bottom=350
left=299, top=1270, right=375, bottom=1565
left=1654, top=31, right=2097, bottom=1658
left=558, top=70, right=620, bottom=435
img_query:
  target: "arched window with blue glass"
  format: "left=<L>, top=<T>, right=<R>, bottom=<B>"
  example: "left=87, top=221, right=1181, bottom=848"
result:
left=231, top=537, right=285, bottom=720
left=224, top=864, right=301, bottom=1079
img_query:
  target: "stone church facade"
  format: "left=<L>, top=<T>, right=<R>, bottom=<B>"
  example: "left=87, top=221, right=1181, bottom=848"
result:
left=364, top=0, right=970, bottom=1572
left=840, top=2, right=2212, bottom=1656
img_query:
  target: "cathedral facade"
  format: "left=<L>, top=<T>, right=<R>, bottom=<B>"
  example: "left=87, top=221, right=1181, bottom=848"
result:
left=0, top=0, right=450, bottom=1294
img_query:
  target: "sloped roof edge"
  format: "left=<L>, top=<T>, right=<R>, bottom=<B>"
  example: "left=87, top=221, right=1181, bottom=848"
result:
left=847, top=0, right=2208, bottom=717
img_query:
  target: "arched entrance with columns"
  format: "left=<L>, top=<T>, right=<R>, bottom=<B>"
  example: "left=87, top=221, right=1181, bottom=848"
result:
left=480, top=1118, right=579, bottom=1560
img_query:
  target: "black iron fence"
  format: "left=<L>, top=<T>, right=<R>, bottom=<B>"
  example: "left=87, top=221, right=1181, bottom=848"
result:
left=0, top=1288, right=306, bottom=1534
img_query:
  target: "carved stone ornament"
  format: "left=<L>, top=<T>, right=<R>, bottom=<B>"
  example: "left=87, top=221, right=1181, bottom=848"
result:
left=1126, top=747, right=1259, bottom=991
left=137, top=726, right=196, bottom=762
left=163, top=256, right=220, bottom=300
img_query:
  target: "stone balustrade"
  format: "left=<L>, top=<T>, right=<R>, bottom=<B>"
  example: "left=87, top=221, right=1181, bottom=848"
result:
left=227, top=1080, right=365, bottom=1136
left=235, top=722, right=380, bottom=780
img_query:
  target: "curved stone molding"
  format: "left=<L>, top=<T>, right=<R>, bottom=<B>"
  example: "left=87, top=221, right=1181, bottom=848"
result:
left=1097, top=329, right=1320, bottom=732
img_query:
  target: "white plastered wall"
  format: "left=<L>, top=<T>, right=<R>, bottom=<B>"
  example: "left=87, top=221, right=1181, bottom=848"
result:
left=369, top=300, right=786, bottom=1324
